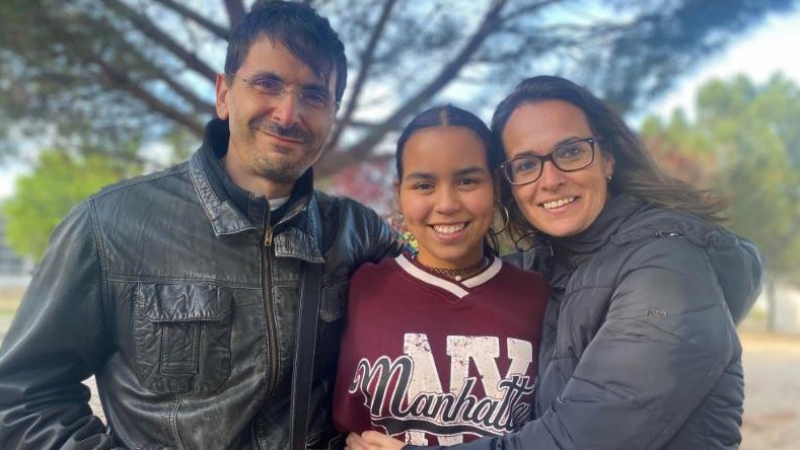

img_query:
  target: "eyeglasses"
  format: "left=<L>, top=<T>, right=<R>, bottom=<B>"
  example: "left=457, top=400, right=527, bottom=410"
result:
left=500, top=136, right=599, bottom=186
left=232, top=73, right=339, bottom=114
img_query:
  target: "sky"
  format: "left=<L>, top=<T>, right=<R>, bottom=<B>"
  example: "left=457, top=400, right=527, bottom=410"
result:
left=1, top=7, right=799, bottom=200
left=641, top=8, right=800, bottom=122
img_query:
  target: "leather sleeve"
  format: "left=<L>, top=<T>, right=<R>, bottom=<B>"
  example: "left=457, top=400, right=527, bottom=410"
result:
left=339, top=199, right=402, bottom=264
left=365, top=208, right=403, bottom=262
left=0, top=201, right=118, bottom=449
left=404, top=238, right=741, bottom=450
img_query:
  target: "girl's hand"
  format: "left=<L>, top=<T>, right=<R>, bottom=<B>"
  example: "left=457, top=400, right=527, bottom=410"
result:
left=345, top=431, right=406, bottom=450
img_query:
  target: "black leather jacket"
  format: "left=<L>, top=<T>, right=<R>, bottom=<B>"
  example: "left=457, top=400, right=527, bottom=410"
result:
left=0, top=119, right=400, bottom=449
left=407, top=195, right=762, bottom=450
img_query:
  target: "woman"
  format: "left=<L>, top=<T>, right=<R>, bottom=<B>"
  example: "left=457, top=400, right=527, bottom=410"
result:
left=347, top=76, right=762, bottom=450
left=332, top=105, right=549, bottom=446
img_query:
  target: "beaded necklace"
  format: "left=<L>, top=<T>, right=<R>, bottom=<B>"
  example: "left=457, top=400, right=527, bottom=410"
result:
left=416, top=256, right=490, bottom=282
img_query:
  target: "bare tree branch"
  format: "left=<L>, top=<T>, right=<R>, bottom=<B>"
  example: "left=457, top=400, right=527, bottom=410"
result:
left=3, top=0, right=794, bottom=183
left=317, top=0, right=510, bottom=175
left=151, top=0, right=229, bottom=40
left=144, top=69, right=215, bottom=117
left=346, top=119, right=382, bottom=129
left=96, top=21, right=217, bottom=116
left=327, top=0, right=398, bottom=152
left=99, top=0, right=218, bottom=82
left=94, top=58, right=205, bottom=136
left=503, top=0, right=566, bottom=20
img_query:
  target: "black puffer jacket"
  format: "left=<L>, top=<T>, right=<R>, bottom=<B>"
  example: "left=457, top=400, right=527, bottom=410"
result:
left=407, top=194, right=762, bottom=450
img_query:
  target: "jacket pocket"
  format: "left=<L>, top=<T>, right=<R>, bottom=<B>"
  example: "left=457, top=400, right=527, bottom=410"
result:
left=319, top=279, right=348, bottom=323
left=313, top=279, right=348, bottom=379
left=133, top=284, right=232, bottom=394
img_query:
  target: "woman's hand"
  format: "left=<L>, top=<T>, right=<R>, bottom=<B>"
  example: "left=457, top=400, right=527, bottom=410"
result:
left=345, top=431, right=406, bottom=450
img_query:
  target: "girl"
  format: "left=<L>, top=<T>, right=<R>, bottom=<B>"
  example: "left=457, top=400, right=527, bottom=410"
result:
left=332, top=105, right=548, bottom=446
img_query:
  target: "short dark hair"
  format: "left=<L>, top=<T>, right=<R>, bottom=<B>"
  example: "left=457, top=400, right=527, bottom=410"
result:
left=224, top=0, right=347, bottom=103
left=395, top=104, right=502, bottom=255
left=491, top=75, right=725, bottom=244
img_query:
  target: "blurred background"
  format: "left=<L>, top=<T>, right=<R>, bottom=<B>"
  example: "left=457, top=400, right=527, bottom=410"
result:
left=0, top=1, right=798, bottom=448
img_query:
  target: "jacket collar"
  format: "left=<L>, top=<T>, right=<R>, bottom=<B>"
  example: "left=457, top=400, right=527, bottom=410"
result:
left=556, top=194, right=647, bottom=255
left=527, top=194, right=646, bottom=292
left=270, top=172, right=325, bottom=263
left=189, top=118, right=324, bottom=263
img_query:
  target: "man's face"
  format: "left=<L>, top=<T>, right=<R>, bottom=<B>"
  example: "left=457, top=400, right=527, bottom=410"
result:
left=215, top=37, right=337, bottom=195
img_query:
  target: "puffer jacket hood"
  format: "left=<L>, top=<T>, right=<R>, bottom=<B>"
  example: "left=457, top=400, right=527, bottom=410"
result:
left=519, top=194, right=762, bottom=323
left=591, top=195, right=762, bottom=323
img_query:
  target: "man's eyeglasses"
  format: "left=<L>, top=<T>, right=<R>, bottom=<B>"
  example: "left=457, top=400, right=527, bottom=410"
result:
left=500, top=136, right=599, bottom=186
left=231, top=73, right=339, bottom=113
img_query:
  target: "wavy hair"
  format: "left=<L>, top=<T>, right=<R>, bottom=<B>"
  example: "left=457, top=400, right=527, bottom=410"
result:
left=490, top=75, right=725, bottom=245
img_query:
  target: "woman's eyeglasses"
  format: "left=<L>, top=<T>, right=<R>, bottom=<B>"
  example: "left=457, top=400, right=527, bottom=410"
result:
left=500, top=136, right=599, bottom=186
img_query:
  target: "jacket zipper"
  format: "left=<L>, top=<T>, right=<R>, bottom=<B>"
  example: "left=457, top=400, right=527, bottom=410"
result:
left=262, top=206, right=302, bottom=398
left=262, top=210, right=280, bottom=398
left=253, top=206, right=304, bottom=450
left=250, top=205, right=306, bottom=450
left=250, top=421, right=261, bottom=450
left=250, top=209, right=275, bottom=450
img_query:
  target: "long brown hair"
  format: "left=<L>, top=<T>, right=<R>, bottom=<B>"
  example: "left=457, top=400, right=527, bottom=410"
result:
left=490, top=75, right=726, bottom=246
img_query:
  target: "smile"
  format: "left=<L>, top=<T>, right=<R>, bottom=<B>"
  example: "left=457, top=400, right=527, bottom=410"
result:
left=253, top=123, right=309, bottom=145
left=431, top=223, right=467, bottom=235
left=260, top=130, right=306, bottom=144
left=542, top=197, right=576, bottom=209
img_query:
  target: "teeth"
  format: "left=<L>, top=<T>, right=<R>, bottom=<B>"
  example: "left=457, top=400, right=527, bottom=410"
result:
left=543, top=197, right=576, bottom=209
left=432, top=223, right=466, bottom=234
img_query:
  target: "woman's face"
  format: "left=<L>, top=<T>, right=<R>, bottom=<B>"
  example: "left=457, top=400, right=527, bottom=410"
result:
left=501, top=100, right=614, bottom=238
left=397, top=126, right=495, bottom=269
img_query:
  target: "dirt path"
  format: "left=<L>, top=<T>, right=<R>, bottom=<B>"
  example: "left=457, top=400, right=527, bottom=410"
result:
left=740, top=330, right=800, bottom=449
left=1, top=317, right=798, bottom=447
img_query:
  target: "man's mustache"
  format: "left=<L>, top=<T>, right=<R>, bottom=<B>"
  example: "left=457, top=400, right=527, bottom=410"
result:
left=252, top=118, right=312, bottom=143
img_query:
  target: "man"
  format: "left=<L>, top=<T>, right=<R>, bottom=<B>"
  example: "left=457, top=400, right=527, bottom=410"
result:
left=0, top=1, right=399, bottom=448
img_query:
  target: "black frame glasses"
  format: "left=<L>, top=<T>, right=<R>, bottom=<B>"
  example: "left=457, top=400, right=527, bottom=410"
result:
left=500, top=136, right=599, bottom=186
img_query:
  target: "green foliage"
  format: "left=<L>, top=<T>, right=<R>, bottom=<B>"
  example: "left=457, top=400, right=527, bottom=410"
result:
left=2, top=150, right=130, bottom=261
left=1, top=0, right=797, bottom=174
left=0, top=1, right=798, bottom=257
left=641, top=74, right=800, bottom=283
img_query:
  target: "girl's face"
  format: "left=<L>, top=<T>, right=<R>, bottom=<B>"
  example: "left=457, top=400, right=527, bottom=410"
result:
left=501, top=100, right=614, bottom=238
left=397, top=126, right=496, bottom=269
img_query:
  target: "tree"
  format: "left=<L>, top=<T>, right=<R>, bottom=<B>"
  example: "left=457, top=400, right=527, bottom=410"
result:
left=641, top=74, right=800, bottom=284
left=2, top=150, right=136, bottom=261
left=1, top=0, right=796, bottom=175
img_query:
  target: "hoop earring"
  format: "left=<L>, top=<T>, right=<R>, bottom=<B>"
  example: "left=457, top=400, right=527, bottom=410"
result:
left=388, top=211, right=405, bottom=231
left=391, top=212, right=419, bottom=256
left=490, top=204, right=510, bottom=236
